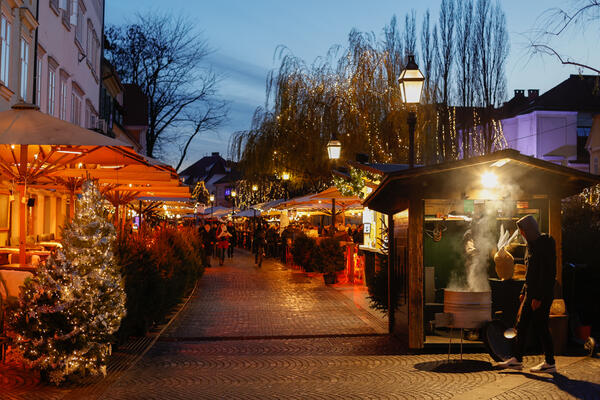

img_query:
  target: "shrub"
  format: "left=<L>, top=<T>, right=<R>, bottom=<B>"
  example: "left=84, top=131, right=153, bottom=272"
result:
left=313, top=237, right=345, bottom=274
left=291, top=234, right=317, bottom=271
left=115, top=226, right=204, bottom=341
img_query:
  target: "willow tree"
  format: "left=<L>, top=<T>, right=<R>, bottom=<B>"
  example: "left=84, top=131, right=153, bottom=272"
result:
left=232, top=6, right=510, bottom=197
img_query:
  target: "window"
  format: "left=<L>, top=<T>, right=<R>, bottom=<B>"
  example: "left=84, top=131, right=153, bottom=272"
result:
left=578, top=127, right=591, bottom=137
left=49, top=0, right=59, bottom=13
left=62, top=0, right=72, bottom=28
left=59, top=74, right=68, bottom=120
left=19, top=38, right=29, bottom=100
left=36, top=57, right=42, bottom=109
left=86, top=20, right=92, bottom=60
left=48, top=65, right=56, bottom=116
left=71, top=90, right=81, bottom=126
left=75, top=1, right=84, bottom=46
left=0, top=16, right=10, bottom=85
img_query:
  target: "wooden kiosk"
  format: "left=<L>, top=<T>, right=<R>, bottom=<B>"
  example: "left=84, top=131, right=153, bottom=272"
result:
left=363, top=149, right=600, bottom=349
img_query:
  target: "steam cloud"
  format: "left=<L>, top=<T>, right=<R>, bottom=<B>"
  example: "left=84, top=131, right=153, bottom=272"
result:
left=447, top=196, right=519, bottom=292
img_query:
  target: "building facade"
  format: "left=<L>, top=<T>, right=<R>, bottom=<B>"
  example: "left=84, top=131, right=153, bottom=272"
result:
left=0, top=0, right=104, bottom=127
left=500, top=76, right=599, bottom=173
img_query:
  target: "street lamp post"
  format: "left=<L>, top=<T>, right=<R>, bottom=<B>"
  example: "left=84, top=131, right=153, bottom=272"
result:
left=282, top=172, right=290, bottom=200
left=231, top=189, right=237, bottom=219
left=209, top=193, right=215, bottom=220
left=398, top=54, right=425, bottom=168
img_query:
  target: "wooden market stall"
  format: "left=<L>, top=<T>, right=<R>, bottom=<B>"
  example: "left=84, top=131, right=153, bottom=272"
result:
left=363, top=149, right=600, bottom=349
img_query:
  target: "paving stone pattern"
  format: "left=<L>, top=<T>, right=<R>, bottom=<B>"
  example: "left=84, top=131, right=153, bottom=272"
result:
left=3, top=250, right=600, bottom=399
left=161, top=253, right=386, bottom=339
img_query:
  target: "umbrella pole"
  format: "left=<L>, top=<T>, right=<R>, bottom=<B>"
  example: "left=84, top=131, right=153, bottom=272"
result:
left=18, top=145, right=28, bottom=266
left=18, top=183, right=26, bottom=265
left=331, top=198, right=335, bottom=236
left=69, top=190, right=75, bottom=221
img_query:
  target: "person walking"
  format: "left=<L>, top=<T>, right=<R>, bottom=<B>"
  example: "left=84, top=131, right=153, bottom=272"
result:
left=226, top=221, right=236, bottom=259
left=199, top=222, right=213, bottom=268
left=253, top=223, right=266, bottom=267
left=498, top=215, right=557, bottom=373
left=216, top=224, right=232, bottom=266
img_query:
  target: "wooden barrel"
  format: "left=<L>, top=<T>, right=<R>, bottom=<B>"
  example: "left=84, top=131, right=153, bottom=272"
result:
left=443, top=289, right=492, bottom=329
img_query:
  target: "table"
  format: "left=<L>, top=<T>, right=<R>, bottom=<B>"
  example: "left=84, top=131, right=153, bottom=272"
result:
left=38, top=241, right=62, bottom=251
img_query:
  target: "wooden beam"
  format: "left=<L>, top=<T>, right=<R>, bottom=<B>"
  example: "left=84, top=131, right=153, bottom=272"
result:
left=387, top=212, right=395, bottom=334
left=408, top=195, right=424, bottom=349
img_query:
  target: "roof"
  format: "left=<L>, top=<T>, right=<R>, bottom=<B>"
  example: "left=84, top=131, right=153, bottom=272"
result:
left=501, top=75, right=600, bottom=118
left=364, top=149, right=600, bottom=214
left=179, top=152, right=228, bottom=181
left=348, top=161, right=410, bottom=175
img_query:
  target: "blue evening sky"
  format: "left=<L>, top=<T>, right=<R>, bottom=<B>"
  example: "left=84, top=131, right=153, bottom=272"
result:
left=105, top=0, right=600, bottom=169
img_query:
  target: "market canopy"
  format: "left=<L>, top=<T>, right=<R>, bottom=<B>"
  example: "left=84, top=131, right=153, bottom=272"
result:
left=364, top=149, right=600, bottom=214
left=0, top=104, right=190, bottom=264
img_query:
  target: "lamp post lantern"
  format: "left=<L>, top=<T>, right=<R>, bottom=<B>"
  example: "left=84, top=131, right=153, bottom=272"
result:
left=231, top=189, right=237, bottom=218
left=399, top=54, right=425, bottom=168
left=327, top=139, right=342, bottom=160
left=209, top=193, right=215, bottom=220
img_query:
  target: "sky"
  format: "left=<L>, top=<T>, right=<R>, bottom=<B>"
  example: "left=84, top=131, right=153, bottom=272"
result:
left=105, top=0, right=600, bottom=169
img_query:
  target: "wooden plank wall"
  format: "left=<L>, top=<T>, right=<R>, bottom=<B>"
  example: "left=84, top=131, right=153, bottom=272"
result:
left=408, top=196, right=424, bottom=349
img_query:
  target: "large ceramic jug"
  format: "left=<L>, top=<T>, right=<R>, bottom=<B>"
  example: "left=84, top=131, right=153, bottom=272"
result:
left=494, top=247, right=514, bottom=280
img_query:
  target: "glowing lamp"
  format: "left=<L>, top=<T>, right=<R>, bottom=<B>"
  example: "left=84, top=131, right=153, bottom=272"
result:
left=209, top=194, right=215, bottom=202
left=231, top=190, right=237, bottom=197
left=398, top=55, right=425, bottom=104
left=282, top=172, right=290, bottom=181
left=481, top=171, right=499, bottom=189
left=327, top=139, right=342, bottom=160
left=252, top=184, right=258, bottom=192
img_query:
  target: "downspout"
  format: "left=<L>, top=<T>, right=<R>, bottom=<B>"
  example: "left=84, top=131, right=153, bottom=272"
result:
left=98, top=0, right=106, bottom=118
left=31, top=0, right=40, bottom=105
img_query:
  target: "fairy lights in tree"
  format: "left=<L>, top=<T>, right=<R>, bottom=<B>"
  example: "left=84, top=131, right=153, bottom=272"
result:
left=9, top=180, right=126, bottom=385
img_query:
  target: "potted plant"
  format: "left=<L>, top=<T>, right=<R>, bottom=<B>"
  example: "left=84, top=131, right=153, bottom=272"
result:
left=314, top=237, right=345, bottom=284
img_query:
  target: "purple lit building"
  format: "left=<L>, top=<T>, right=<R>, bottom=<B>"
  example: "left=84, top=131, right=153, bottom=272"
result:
left=499, top=75, right=600, bottom=173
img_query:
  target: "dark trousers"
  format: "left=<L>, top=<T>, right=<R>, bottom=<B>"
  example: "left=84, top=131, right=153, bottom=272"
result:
left=227, top=243, right=234, bottom=258
left=514, top=299, right=555, bottom=365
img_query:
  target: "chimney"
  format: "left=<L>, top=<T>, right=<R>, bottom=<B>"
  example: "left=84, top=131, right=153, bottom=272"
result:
left=211, top=152, right=220, bottom=157
left=514, top=89, right=525, bottom=99
left=527, top=89, right=539, bottom=99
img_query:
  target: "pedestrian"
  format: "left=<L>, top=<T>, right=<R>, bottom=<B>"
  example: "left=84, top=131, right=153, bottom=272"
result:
left=497, top=215, right=557, bottom=373
left=216, top=224, right=232, bottom=266
left=199, top=222, right=213, bottom=268
left=254, top=223, right=266, bottom=267
left=227, top=221, right=236, bottom=259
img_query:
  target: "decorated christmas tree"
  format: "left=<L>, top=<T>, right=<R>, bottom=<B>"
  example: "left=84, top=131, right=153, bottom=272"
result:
left=9, top=180, right=126, bottom=385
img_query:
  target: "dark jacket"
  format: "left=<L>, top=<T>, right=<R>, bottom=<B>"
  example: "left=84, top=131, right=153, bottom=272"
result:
left=200, top=228, right=214, bottom=247
left=522, top=233, right=556, bottom=304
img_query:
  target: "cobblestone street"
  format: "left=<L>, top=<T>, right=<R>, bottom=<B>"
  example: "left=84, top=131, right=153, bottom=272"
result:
left=3, top=250, right=600, bottom=399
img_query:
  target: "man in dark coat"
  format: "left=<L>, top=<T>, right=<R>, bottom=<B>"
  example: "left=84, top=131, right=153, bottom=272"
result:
left=200, top=223, right=214, bottom=268
left=498, top=215, right=556, bottom=373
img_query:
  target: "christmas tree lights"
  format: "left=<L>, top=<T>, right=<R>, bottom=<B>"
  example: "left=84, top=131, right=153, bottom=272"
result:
left=9, top=180, right=126, bottom=385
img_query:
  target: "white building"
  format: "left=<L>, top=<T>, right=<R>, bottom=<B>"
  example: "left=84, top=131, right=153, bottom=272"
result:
left=0, top=0, right=103, bottom=128
left=500, top=76, right=599, bottom=173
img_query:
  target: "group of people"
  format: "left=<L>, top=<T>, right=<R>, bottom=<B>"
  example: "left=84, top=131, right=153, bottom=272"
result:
left=199, top=221, right=237, bottom=267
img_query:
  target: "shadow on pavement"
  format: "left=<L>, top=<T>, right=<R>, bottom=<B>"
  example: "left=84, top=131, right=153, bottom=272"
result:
left=500, top=371, right=600, bottom=398
left=414, top=359, right=493, bottom=373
